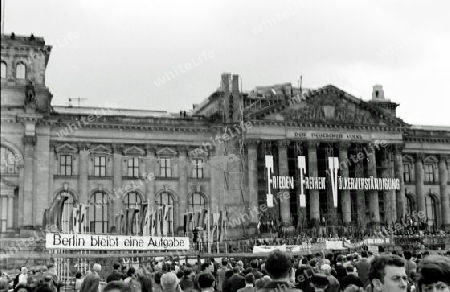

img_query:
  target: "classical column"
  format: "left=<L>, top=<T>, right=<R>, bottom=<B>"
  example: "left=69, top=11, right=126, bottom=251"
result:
left=381, top=146, right=396, bottom=225
left=23, top=136, right=36, bottom=227
left=247, top=140, right=259, bottom=225
left=277, top=140, right=291, bottom=226
left=367, top=144, right=380, bottom=224
left=78, top=143, right=89, bottom=205
left=113, top=145, right=123, bottom=227
left=307, top=141, right=320, bottom=222
left=145, top=146, right=157, bottom=215
left=394, top=145, right=406, bottom=220
left=439, top=155, right=450, bottom=229
left=338, top=142, right=351, bottom=224
left=415, top=153, right=426, bottom=214
left=178, top=147, right=188, bottom=234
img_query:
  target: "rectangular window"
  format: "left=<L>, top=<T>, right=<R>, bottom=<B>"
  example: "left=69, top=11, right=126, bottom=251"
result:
left=403, top=163, right=411, bottom=182
left=60, top=155, right=72, bottom=176
left=94, top=156, right=107, bottom=177
left=424, top=164, right=434, bottom=182
left=160, top=158, right=172, bottom=177
left=192, top=158, right=204, bottom=178
left=127, top=157, right=140, bottom=178
left=0, top=196, right=8, bottom=232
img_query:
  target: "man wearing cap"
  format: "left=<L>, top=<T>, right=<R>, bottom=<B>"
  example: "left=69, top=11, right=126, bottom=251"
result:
left=80, top=263, right=101, bottom=292
left=320, top=264, right=339, bottom=292
left=258, top=250, right=302, bottom=292
left=161, top=272, right=180, bottom=292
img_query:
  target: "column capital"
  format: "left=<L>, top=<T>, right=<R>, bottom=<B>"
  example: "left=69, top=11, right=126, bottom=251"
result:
left=112, top=144, right=124, bottom=154
left=439, top=154, right=449, bottom=162
left=306, top=140, right=320, bottom=149
left=77, top=142, right=91, bottom=153
left=415, top=152, right=425, bottom=163
left=393, top=143, right=405, bottom=154
left=247, top=139, right=259, bottom=147
left=23, top=136, right=36, bottom=146
left=177, top=146, right=189, bottom=156
left=277, top=140, right=289, bottom=148
left=337, top=142, right=351, bottom=150
left=145, top=145, right=157, bottom=155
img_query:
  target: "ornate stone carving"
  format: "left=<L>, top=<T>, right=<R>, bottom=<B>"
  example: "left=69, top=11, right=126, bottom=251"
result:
left=25, top=81, right=36, bottom=106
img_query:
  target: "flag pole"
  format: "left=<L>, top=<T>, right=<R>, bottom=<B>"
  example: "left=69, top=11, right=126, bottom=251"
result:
left=216, top=207, right=219, bottom=253
left=207, top=207, right=211, bottom=253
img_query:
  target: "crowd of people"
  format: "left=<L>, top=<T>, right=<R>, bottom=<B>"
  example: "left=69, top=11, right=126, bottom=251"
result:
left=1, top=249, right=449, bottom=292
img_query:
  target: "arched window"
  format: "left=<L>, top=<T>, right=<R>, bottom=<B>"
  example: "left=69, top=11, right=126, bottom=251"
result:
left=59, top=192, right=74, bottom=233
left=90, top=192, right=109, bottom=233
left=16, top=62, right=26, bottom=79
left=188, top=193, right=206, bottom=214
left=123, top=192, right=142, bottom=235
left=155, top=192, right=173, bottom=235
left=425, top=195, right=437, bottom=229
left=1, top=147, right=19, bottom=174
left=1, top=61, right=6, bottom=79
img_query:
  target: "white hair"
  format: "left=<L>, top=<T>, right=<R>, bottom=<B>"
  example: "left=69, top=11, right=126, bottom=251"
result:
left=93, top=263, right=102, bottom=272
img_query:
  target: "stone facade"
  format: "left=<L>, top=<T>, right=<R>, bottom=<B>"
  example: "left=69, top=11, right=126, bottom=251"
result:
left=1, top=34, right=449, bottom=243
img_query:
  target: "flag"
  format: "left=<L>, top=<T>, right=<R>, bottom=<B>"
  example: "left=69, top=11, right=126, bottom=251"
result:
left=162, top=205, right=172, bottom=236
left=150, top=209, right=157, bottom=236
left=184, top=214, right=189, bottom=234
left=140, top=204, right=149, bottom=235
left=198, top=209, right=208, bottom=229
left=72, top=205, right=80, bottom=233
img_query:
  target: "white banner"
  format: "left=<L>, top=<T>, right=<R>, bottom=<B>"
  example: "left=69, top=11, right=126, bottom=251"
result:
left=253, top=245, right=286, bottom=254
left=45, top=233, right=189, bottom=250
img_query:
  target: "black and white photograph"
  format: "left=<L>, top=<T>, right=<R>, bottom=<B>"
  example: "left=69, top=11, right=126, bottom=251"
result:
left=1, top=1, right=449, bottom=292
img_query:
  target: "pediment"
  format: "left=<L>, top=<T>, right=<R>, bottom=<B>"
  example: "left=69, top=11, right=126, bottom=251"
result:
left=247, top=85, right=408, bottom=127
left=157, top=147, right=177, bottom=156
left=89, top=144, right=112, bottom=155
left=123, top=145, right=146, bottom=156
left=54, top=143, right=78, bottom=153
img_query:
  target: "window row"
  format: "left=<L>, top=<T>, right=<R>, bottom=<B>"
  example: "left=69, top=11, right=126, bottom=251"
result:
left=56, top=155, right=205, bottom=178
left=60, top=191, right=206, bottom=234
left=1, top=61, right=27, bottom=79
left=403, top=162, right=441, bottom=183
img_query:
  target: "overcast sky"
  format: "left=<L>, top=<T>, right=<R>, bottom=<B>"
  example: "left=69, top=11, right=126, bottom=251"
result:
left=4, top=0, right=450, bottom=125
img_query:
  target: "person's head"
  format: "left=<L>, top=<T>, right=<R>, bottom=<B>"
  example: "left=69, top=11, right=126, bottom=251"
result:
left=255, top=279, right=266, bottom=290
left=341, top=273, right=364, bottom=292
left=312, top=273, right=328, bottom=292
left=201, top=263, right=212, bottom=273
left=250, top=260, right=258, bottom=269
left=301, top=258, right=308, bottom=265
left=404, top=251, right=412, bottom=261
left=127, top=267, right=136, bottom=278
left=320, top=264, right=332, bottom=276
left=104, top=281, right=132, bottom=292
left=265, top=250, right=292, bottom=280
left=369, top=255, right=407, bottom=292
left=417, top=255, right=450, bottom=292
left=21, top=267, right=28, bottom=275
left=113, top=263, right=121, bottom=270
left=175, top=270, right=183, bottom=279
left=154, top=272, right=163, bottom=285
left=225, top=270, right=233, bottom=278
left=337, top=255, right=345, bottom=263
left=232, top=267, right=240, bottom=275
left=198, top=273, right=215, bottom=290
left=75, top=272, right=82, bottom=279
left=161, top=272, right=179, bottom=292
left=183, top=268, right=192, bottom=278
left=139, top=274, right=153, bottom=292
left=14, top=284, right=28, bottom=292
left=346, top=265, right=355, bottom=273
left=93, top=263, right=102, bottom=273
left=237, top=261, right=244, bottom=270
left=222, top=259, right=229, bottom=267
left=245, top=274, right=255, bottom=285
left=361, top=251, right=368, bottom=259
left=310, top=259, right=317, bottom=268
